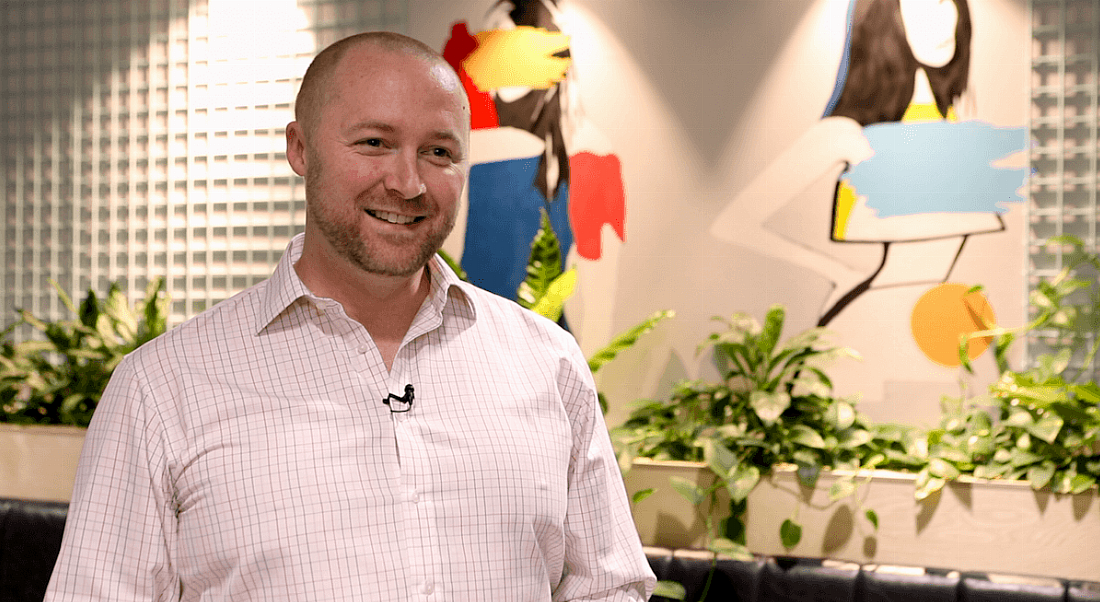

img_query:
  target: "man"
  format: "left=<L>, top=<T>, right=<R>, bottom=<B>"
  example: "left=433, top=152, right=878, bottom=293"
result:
left=45, top=32, right=655, bottom=601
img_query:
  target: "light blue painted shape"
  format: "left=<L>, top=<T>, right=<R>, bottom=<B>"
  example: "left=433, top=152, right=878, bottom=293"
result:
left=845, top=121, right=1028, bottom=218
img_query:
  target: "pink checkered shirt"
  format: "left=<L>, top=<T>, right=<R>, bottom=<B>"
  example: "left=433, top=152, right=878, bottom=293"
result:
left=46, top=233, right=655, bottom=601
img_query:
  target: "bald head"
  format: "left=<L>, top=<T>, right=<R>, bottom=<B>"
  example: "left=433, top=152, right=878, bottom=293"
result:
left=294, top=31, right=467, bottom=138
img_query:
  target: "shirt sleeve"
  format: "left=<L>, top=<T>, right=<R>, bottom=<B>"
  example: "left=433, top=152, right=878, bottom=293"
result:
left=44, top=356, right=181, bottom=601
left=552, top=345, right=656, bottom=602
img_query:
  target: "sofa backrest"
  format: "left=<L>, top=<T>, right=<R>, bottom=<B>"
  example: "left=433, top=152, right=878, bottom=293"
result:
left=0, top=498, right=68, bottom=602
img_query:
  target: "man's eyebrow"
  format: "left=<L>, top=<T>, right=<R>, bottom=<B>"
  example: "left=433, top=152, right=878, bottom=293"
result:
left=427, top=130, right=463, bottom=146
left=346, top=121, right=396, bottom=134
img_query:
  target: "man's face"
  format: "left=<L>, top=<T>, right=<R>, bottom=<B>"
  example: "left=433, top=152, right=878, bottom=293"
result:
left=292, top=47, right=469, bottom=278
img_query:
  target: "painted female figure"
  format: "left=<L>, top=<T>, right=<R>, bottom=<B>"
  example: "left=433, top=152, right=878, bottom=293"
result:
left=712, top=0, right=1026, bottom=364
left=442, top=0, right=627, bottom=304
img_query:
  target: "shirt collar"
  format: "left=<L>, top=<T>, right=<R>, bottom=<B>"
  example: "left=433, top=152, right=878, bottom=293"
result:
left=254, top=233, right=477, bottom=334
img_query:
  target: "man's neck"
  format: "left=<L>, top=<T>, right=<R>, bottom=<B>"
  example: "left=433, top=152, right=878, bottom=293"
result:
left=294, top=240, right=431, bottom=371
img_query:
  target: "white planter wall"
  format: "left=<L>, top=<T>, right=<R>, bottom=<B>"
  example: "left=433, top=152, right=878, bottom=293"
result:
left=0, top=424, right=85, bottom=502
left=623, top=459, right=732, bottom=550
left=625, top=460, right=1100, bottom=582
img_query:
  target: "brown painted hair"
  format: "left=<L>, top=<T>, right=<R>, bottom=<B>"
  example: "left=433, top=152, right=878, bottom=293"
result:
left=489, top=0, right=571, bottom=201
left=826, top=0, right=971, bottom=126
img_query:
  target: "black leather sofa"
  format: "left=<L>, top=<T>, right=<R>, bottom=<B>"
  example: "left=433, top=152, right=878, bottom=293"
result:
left=0, top=498, right=68, bottom=602
left=646, top=549, right=1100, bottom=601
left=3, top=496, right=1099, bottom=601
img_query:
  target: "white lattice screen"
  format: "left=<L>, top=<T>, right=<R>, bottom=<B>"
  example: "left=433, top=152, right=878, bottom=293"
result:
left=1, top=0, right=407, bottom=330
left=1028, top=0, right=1099, bottom=379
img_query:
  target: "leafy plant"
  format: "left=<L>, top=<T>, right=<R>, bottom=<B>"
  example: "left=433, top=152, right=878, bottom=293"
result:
left=0, top=278, right=168, bottom=426
left=905, top=234, right=1100, bottom=500
left=962, top=235, right=1099, bottom=380
left=613, top=304, right=880, bottom=565
left=615, top=238, right=1100, bottom=602
left=517, top=209, right=577, bottom=322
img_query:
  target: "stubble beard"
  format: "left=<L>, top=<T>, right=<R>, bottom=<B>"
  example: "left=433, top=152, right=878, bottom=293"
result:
left=305, top=161, right=456, bottom=278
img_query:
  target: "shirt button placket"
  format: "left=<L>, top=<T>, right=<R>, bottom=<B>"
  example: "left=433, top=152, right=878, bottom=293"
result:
left=355, top=343, right=371, bottom=373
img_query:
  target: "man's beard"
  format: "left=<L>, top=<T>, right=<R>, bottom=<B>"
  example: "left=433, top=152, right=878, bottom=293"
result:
left=305, top=162, right=455, bottom=278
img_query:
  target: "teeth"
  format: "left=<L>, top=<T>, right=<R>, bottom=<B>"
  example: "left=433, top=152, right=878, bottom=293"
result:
left=370, top=210, right=418, bottom=225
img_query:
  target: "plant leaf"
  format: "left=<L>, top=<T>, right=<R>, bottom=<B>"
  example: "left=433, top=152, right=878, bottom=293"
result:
left=103, top=283, right=139, bottom=342
left=865, top=509, right=879, bottom=530
left=797, top=463, right=821, bottom=488
left=829, top=478, right=857, bottom=501
left=927, top=457, right=961, bottom=479
left=1005, top=407, right=1038, bottom=431
left=631, top=488, right=656, bottom=505
left=587, top=310, right=674, bottom=374
left=758, top=304, right=785, bottom=358
left=529, top=268, right=576, bottom=322
left=705, top=440, right=738, bottom=478
left=780, top=519, right=803, bottom=548
left=1026, top=414, right=1064, bottom=444
left=14, top=340, right=54, bottom=355
left=1027, top=462, right=1056, bottom=490
left=1009, top=447, right=1045, bottom=467
left=914, top=468, right=947, bottom=501
left=751, top=390, right=790, bottom=424
left=827, top=400, right=856, bottom=430
left=669, top=476, right=704, bottom=506
left=1068, top=473, right=1096, bottom=494
left=516, top=208, right=563, bottom=309
left=652, top=580, right=687, bottom=601
left=139, top=277, right=169, bottom=341
left=49, top=279, right=79, bottom=315
left=727, top=463, right=760, bottom=502
left=839, top=428, right=873, bottom=450
left=1073, top=383, right=1100, bottom=403
left=77, top=289, right=100, bottom=328
left=710, top=537, right=754, bottom=560
left=789, top=424, right=826, bottom=449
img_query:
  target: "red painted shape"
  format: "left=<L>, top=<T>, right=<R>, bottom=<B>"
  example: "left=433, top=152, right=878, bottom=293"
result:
left=569, top=152, right=626, bottom=260
left=442, top=22, right=499, bottom=130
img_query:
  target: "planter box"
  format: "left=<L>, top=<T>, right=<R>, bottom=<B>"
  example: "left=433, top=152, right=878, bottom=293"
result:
left=0, top=424, right=85, bottom=502
left=624, top=459, right=1100, bottom=582
left=624, top=459, right=732, bottom=550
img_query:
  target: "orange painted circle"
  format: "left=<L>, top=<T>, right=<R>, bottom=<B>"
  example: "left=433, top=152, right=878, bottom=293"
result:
left=910, top=283, right=995, bottom=367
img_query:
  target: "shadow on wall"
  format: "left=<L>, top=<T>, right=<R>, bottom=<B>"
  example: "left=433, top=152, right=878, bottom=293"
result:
left=585, top=0, right=816, bottom=171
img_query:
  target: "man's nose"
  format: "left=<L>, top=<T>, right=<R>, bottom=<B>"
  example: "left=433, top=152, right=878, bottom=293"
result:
left=384, top=149, right=427, bottom=200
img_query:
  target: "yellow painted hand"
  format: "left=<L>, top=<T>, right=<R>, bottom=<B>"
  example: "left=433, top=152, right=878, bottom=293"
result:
left=464, top=26, right=571, bottom=91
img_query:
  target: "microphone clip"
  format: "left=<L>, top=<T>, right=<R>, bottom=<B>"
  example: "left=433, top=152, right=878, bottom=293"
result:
left=383, top=384, right=415, bottom=413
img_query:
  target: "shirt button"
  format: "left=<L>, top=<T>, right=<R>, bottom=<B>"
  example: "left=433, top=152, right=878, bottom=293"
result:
left=411, top=489, right=420, bottom=504
left=419, top=580, right=434, bottom=595
left=356, top=344, right=369, bottom=354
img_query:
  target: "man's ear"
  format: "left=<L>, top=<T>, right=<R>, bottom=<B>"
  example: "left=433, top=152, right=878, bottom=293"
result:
left=286, top=121, right=308, bottom=177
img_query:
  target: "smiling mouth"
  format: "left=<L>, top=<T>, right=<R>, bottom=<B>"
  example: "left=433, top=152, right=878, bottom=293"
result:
left=366, top=209, right=425, bottom=225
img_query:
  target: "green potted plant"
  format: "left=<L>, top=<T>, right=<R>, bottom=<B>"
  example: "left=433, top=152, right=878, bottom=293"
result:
left=943, top=234, right=1100, bottom=495
left=614, top=236, right=1100, bottom=584
left=613, top=305, right=879, bottom=555
left=0, top=278, right=168, bottom=501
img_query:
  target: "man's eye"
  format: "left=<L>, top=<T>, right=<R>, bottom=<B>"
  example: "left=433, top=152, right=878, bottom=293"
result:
left=427, top=147, right=453, bottom=159
left=357, top=138, right=383, bottom=147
